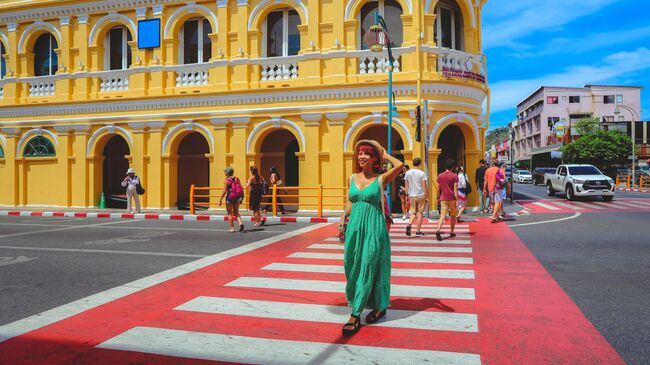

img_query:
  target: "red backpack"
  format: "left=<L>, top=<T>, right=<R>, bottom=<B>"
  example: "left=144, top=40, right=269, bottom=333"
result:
left=228, top=177, right=244, bottom=200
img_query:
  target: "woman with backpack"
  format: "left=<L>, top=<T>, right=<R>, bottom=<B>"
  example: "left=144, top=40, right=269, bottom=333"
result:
left=246, top=166, right=266, bottom=227
left=456, top=166, right=469, bottom=222
left=219, top=166, right=244, bottom=232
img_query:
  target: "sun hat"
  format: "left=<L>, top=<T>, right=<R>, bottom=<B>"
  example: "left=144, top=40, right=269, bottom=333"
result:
left=125, top=168, right=135, bottom=175
left=354, top=139, right=385, bottom=172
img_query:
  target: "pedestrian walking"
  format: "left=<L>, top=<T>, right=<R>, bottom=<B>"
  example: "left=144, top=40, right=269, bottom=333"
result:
left=484, top=161, right=505, bottom=223
left=475, top=160, right=488, bottom=213
left=246, top=166, right=266, bottom=227
left=264, top=166, right=286, bottom=215
left=121, top=168, right=142, bottom=213
left=404, top=158, right=428, bottom=237
left=219, top=167, right=245, bottom=232
left=396, top=165, right=410, bottom=220
left=339, top=139, right=403, bottom=336
left=456, top=166, right=468, bottom=222
left=435, top=159, right=459, bottom=241
left=499, top=164, right=507, bottom=218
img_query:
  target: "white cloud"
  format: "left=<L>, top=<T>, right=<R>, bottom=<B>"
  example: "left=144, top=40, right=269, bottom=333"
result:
left=509, top=26, right=650, bottom=58
left=483, top=0, right=620, bottom=49
left=489, top=47, right=650, bottom=113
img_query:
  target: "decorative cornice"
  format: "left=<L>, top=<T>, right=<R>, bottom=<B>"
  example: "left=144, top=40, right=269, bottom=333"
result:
left=325, top=112, right=348, bottom=121
left=230, top=116, right=251, bottom=125
left=136, top=7, right=147, bottom=18
left=53, top=125, right=90, bottom=133
left=1, top=127, right=20, bottom=136
left=78, top=14, right=89, bottom=24
left=300, top=113, right=323, bottom=123
left=153, top=5, right=164, bottom=16
left=0, top=84, right=484, bottom=120
left=0, top=0, right=187, bottom=24
left=7, top=23, right=17, bottom=32
left=60, top=16, right=70, bottom=26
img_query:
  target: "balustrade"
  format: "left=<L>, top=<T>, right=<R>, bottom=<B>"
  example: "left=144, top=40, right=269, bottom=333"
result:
left=260, top=62, right=298, bottom=81
left=175, top=70, right=209, bottom=87
left=359, top=56, right=401, bottom=74
left=29, top=81, right=55, bottom=97
left=100, top=76, right=129, bottom=92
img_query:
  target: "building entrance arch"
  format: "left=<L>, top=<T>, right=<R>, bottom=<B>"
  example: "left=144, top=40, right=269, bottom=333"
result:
left=258, top=129, right=299, bottom=212
left=176, top=132, right=210, bottom=209
left=437, top=125, right=465, bottom=173
left=102, top=135, right=130, bottom=208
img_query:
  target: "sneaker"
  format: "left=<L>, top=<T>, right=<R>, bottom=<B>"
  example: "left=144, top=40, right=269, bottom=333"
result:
left=415, top=231, right=423, bottom=237
left=436, top=231, right=443, bottom=241
left=239, top=224, right=245, bottom=232
left=450, top=233, right=456, bottom=238
left=402, top=215, right=407, bottom=220
left=406, top=224, right=412, bottom=237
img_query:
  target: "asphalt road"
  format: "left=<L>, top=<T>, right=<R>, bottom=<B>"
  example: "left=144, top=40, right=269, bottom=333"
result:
left=508, top=182, right=650, bottom=365
left=0, top=216, right=312, bottom=326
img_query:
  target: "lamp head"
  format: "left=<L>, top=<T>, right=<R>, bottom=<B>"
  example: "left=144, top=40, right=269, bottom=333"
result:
left=365, top=24, right=389, bottom=53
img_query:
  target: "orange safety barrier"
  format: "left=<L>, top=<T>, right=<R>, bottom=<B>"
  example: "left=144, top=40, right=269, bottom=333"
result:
left=189, top=184, right=347, bottom=216
left=615, top=175, right=631, bottom=189
left=640, top=176, right=650, bottom=190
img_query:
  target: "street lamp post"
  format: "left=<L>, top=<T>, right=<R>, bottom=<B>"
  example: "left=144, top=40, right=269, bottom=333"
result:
left=615, top=104, right=639, bottom=186
left=510, top=129, right=515, bottom=203
left=365, top=12, right=396, bottom=212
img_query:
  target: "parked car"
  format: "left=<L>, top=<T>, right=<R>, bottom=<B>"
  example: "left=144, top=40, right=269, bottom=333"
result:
left=532, top=167, right=557, bottom=185
left=513, top=170, right=533, bottom=183
left=545, top=164, right=615, bottom=201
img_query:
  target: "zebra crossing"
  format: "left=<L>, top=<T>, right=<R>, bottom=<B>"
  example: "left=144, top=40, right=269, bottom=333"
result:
left=0, top=221, right=626, bottom=364
left=519, top=198, right=650, bottom=213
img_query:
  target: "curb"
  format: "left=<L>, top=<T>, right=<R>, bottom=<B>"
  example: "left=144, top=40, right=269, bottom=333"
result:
left=0, top=210, right=342, bottom=224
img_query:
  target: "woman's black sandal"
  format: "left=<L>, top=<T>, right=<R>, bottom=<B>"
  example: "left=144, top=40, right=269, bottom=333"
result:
left=365, top=309, right=386, bottom=324
left=342, top=315, right=361, bottom=336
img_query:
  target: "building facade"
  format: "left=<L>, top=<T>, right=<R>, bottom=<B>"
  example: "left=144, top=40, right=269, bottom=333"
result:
left=0, top=0, right=489, bottom=211
left=513, top=85, right=643, bottom=167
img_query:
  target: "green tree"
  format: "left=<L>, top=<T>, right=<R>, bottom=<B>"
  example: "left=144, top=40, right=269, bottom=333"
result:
left=562, top=130, right=633, bottom=168
left=573, top=117, right=599, bottom=135
left=485, top=126, right=510, bottom=151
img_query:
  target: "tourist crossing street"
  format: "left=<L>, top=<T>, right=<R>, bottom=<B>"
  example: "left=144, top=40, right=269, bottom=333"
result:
left=0, top=216, right=631, bottom=364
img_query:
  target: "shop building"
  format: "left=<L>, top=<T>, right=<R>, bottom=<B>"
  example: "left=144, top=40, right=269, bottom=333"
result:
left=0, top=0, right=489, bottom=211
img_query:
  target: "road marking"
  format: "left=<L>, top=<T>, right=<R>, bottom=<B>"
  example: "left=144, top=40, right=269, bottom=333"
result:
left=0, top=245, right=206, bottom=258
left=570, top=201, right=607, bottom=209
left=392, top=224, right=470, bottom=228
left=0, top=221, right=293, bottom=233
left=509, top=212, right=581, bottom=228
left=613, top=200, right=645, bottom=208
left=389, top=235, right=472, bottom=240
left=288, top=252, right=473, bottom=264
left=629, top=200, right=650, bottom=207
left=0, top=220, right=134, bottom=240
left=531, top=201, right=561, bottom=210
left=590, top=201, right=628, bottom=209
left=549, top=201, right=584, bottom=210
left=97, top=327, right=482, bottom=365
left=0, top=224, right=328, bottom=344
left=176, top=296, right=479, bottom=332
left=85, top=231, right=176, bottom=245
left=261, top=263, right=476, bottom=279
left=389, top=239, right=472, bottom=244
left=0, top=256, right=37, bottom=267
left=226, top=277, right=476, bottom=300
left=307, top=243, right=472, bottom=253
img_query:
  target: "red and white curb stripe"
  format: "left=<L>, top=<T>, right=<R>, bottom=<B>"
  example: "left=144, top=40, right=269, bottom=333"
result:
left=0, top=210, right=342, bottom=224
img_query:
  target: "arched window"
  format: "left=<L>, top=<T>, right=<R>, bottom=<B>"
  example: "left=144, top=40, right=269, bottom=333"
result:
left=105, top=26, right=133, bottom=70
left=435, top=0, right=463, bottom=50
left=1, top=42, right=6, bottom=79
left=0, top=144, right=4, bottom=158
left=265, top=9, right=300, bottom=57
left=180, top=18, right=212, bottom=64
left=34, top=33, right=58, bottom=76
left=23, top=136, right=55, bottom=157
left=360, top=0, right=403, bottom=50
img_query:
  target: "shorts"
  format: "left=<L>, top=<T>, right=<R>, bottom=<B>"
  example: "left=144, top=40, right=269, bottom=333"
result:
left=409, top=196, right=426, bottom=214
left=440, top=200, right=458, bottom=218
left=490, top=189, right=504, bottom=203
left=249, top=194, right=262, bottom=211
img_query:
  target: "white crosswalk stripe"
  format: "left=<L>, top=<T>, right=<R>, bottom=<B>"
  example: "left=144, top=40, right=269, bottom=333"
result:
left=226, top=277, right=476, bottom=300
left=389, top=239, right=472, bottom=244
left=261, top=263, right=476, bottom=279
left=98, top=327, right=482, bottom=365
left=630, top=200, right=650, bottom=207
left=569, top=201, right=607, bottom=209
left=531, top=201, right=561, bottom=210
left=548, top=201, right=584, bottom=210
left=288, top=252, right=473, bottom=264
left=613, top=200, right=643, bottom=208
left=175, top=296, right=479, bottom=332
left=307, top=243, right=472, bottom=253
left=591, top=201, right=628, bottom=209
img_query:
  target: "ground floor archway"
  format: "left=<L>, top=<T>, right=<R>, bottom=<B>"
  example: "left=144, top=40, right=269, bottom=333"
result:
left=258, top=129, right=299, bottom=212
left=176, top=132, right=210, bottom=209
left=437, top=125, right=466, bottom=173
left=102, top=135, right=130, bottom=208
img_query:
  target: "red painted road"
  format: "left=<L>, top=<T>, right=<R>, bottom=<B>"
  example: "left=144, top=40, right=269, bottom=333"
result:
left=0, top=221, right=624, bottom=364
left=517, top=197, right=650, bottom=214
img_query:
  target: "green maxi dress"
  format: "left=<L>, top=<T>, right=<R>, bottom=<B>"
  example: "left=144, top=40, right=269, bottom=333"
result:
left=344, top=176, right=391, bottom=317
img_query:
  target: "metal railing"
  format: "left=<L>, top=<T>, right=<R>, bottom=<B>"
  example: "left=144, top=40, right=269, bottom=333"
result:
left=189, top=184, right=347, bottom=216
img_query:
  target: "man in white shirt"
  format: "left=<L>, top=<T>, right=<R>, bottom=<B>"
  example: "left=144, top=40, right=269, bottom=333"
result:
left=404, top=158, right=428, bottom=236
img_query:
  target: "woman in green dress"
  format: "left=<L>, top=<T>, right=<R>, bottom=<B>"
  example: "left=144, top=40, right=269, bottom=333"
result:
left=339, top=139, right=404, bottom=336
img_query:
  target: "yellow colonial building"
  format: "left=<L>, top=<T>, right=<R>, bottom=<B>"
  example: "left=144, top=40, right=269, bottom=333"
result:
left=0, top=0, right=489, bottom=212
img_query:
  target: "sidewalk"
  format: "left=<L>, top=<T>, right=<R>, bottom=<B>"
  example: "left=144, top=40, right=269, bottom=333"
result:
left=0, top=200, right=528, bottom=224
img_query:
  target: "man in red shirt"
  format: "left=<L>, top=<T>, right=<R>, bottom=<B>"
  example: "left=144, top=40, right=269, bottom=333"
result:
left=435, top=159, right=459, bottom=241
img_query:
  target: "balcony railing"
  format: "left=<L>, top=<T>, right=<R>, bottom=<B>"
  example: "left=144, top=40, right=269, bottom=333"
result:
left=260, top=62, right=298, bottom=81
left=29, top=80, right=55, bottom=97
left=100, top=72, right=129, bottom=92
left=169, top=63, right=211, bottom=87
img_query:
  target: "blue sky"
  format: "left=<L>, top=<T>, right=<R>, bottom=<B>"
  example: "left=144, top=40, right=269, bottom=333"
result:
left=483, top=0, right=650, bottom=130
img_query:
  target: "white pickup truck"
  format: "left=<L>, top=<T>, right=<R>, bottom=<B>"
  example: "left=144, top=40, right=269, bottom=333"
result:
left=545, top=164, right=615, bottom=201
